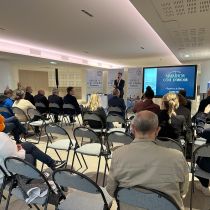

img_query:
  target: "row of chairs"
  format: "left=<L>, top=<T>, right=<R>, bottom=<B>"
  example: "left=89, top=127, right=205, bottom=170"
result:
left=0, top=157, right=181, bottom=210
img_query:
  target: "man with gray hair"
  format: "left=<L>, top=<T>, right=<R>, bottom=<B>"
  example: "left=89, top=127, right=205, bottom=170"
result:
left=106, top=110, right=189, bottom=210
left=48, top=88, right=63, bottom=122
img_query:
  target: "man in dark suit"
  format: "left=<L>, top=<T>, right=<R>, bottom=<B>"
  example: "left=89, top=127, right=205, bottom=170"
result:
left=25, top=86, right=35, bottom=105
left=114, top=72, right=125, bottom=98
left=48, top=88, right=63, bottom=122
left=108, top=88, right=126, bottom=117
left=34, top=90, right=49, bottom=114
left=63, top=87, right=81, bottom=123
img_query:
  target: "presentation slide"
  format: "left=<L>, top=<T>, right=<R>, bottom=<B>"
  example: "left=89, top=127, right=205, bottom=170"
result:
left=143, top=65, right=197, bottom=99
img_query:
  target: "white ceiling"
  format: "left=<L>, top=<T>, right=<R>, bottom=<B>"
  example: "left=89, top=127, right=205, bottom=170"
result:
left=0, top=0, right=180, bottom=67
left=131, top=0, right=210, bottom=62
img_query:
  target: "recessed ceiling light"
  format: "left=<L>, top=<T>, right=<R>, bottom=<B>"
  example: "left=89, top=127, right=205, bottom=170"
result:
left=184, top=54, right=190, bottom=58
left=50, top=61, right=57, bottom=64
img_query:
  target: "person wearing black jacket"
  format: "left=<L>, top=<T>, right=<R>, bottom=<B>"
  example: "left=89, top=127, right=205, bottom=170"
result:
left=48, top=88, right=63, bottom=122
left=24, top=86, right=35, bottom=105
left=34, top=90, right=49, bottom=114
left=114, top=72, right=125, bottom=98
left=63, top=87, right=81, bottom=123
left=158, top=92, right=187, bottom=141
left=108, top=88, right=126, bottom=117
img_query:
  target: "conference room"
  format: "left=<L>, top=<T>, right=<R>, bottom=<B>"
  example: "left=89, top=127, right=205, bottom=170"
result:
left=1, top=0, right=210, bottom=210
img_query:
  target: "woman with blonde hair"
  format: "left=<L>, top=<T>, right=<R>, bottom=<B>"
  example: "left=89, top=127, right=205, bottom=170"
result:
left=83, top=93, right=106, bottom=129
left=158, top=92, right=186, bottom=140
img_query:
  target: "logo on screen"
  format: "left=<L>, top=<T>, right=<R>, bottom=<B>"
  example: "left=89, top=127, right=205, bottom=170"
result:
left=163, top=71, right=188, bottom=82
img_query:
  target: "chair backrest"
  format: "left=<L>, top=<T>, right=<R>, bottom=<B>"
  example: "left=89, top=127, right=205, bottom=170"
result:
left=194, top=143, right=210, bottom=160
left=0, top=106, right=11, bottom=115
left=107, top=131, right=133, bottom=145
left=115, top=186, right=180, bottom=210
left=53, top=169, right=108, bottom=205
left=63, top=104, right=76, bottom=115
left=35, top=102, right=46, bottom=108
left=108, top=106, right=123, bottom=114
left=4, top=157, right=53, bottom=192
left=5, top=157, right=43, bottom=179
left=63, top=104, right=75, bottom=110
left=49, top=103, right=60, bottom=109
left=12, top=107, right=29, bottom=121
left=106, top=114, right=125, bottom=124
left=156, top=137, right=183, bottom=153
left=83, top=112, right=103, bottom=128
left=73, top=126, right=100, bottom=142
left=46, top=123, right=68, bottom=135
left=46, top=124, right=74, bottom=147
left=27, top=108, right=42, bottom=119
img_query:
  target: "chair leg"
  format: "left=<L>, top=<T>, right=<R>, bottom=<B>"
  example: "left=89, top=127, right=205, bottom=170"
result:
left=5, top=178, right=14, bottom=210
left=65, top=150, right=70, bottom=168
left=96, top=156, right=102, bottom=184
left=0, top=181, right=6, bottom=203
left=190, top=172, right=195, bottom=210
left=33, top=204, right=40, bottom=210
left=54, top=149, right=62, bottom=161
left=75, top=152, right=83, bottom=168
left=71, top=151, right=76, bottom=170
left=102, top=157, right=108, bottom=187
left=81, top=154, right=88, bottom=169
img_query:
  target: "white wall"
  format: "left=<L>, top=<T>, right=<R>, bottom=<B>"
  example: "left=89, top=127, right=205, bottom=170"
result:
left=0, top=61, right=18, bottom=92
left=200, top=60, right=210, bottom=93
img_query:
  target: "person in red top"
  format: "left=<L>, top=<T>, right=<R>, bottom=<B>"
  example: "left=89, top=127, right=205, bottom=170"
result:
left=133, top=86, right=160, bottom=114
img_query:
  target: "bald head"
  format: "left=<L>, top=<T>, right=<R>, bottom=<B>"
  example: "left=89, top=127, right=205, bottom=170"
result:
left=113, top=88, right=120, bottom=96
left=132, top=111, right=159, bottom=139
left=38, top=90, right=45, bottom=96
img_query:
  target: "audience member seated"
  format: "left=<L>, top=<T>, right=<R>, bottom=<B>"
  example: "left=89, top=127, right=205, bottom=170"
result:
left=48, top=88, right=63, bottom=123
left=83, top=93, right=106, bottom=129
left=0, top=114, right=27, bottom=144
left=198, top=88, right=210, bottom=113
left=0, top=89, right=14, bottom=118
left=133, top=86, right=160, bottom=114
left=108, top=88, right=126, bottom=117
left=63, top=87, right=81, bottom=123
left=158, top=92, right=187, bottom=141
left=106, top=111, right=189, bottom=210
left=176, top=94, right=192, bottom=127
left=195, top=104, right=210, bottom=196
left=0, top=132, right=66, bottom=182
left=34, top=90, right=49, bottom=114
left=24, top=86, right=35, bottom=105
left=12, top=90, right=36, bottom=122
left=179, top=89, right=191, bottom=112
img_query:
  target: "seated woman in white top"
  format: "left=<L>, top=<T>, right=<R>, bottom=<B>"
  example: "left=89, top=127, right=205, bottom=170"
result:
left=12, top=90, right=36, bottom=122
left=0, top=132, right=66, bottom=183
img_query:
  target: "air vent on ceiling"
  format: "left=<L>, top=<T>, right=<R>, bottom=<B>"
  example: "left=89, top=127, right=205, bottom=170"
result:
left=30, top=48, right=41, bottom=56
left=81, top=9, right=94, bottom=17
left=0, top=27, right=6, bottom=31
left=171, top=27, right=206, bottom=48
left=153, top=0, right=210, bottom=20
